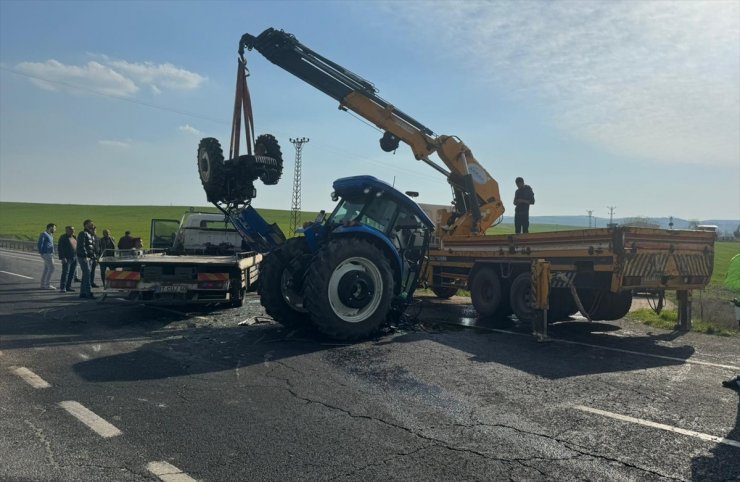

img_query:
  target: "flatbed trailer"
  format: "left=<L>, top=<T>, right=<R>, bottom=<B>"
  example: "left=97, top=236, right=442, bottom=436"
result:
left=99, top=250, right=262, bottom=306
left=426, top=226, right=715, bottom=327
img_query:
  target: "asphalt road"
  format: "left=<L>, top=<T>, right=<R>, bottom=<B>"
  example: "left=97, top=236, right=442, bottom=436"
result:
left=1, top=247, right=739, bottom=481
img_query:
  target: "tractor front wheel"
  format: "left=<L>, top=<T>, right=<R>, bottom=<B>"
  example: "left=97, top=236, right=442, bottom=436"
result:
left=304, top=238, right=394, bottom=340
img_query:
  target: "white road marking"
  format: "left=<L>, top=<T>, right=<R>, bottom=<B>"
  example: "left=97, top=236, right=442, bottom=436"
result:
left=11, top=366, right=51, bottom=389
left=59, top=401, right=122, bottom=438
left=492, top=328, right=740, bottom=371
left=0, top=270, right=33, bottom=279
left=146, top=461, right=197, bottom=482
left=574, top=405, right=740, bottom=449
left=0, top=251, right=43, bottom=262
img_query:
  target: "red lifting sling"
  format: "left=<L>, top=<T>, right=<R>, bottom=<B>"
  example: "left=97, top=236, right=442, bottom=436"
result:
left=229, top=52, right=254, bottom=159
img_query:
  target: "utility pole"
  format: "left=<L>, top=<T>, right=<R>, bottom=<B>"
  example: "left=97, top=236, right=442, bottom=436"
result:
left=289, top=137, right=309, bottom=235
left=587, top=210, right=593, bottom=228
left=607, top=206, right=616, bottom=227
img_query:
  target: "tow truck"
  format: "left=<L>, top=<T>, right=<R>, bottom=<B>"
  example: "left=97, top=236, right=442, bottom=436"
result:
left=238, top=28, right=715, bottom=337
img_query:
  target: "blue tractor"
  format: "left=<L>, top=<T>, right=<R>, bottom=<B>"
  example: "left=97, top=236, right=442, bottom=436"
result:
left=258, top=176, right=434, bottom=340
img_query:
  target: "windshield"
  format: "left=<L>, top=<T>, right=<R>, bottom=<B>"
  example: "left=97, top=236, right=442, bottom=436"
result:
left=330, top=195, right=400, bottom=234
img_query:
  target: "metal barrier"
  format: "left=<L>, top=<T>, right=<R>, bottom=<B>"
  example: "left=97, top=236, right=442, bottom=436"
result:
left=0, top=238, right=37, bottom=252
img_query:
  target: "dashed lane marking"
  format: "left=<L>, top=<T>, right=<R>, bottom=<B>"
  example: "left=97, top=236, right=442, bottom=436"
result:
left=574, top=405, right=740, bottom=449
left=11, top=366, right=50, bottom=388
left=0, top=270, right=33, bottom=279
left=59, top=401, right=122, bottom=438
left=146, top=461, right=198, bottom=482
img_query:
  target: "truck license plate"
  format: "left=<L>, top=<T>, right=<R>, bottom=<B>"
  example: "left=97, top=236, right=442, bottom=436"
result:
left=157, top=285, right=187, bottom=294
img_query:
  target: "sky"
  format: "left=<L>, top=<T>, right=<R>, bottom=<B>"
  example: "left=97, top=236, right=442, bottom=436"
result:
left=1, top=0, right=738, bottom=221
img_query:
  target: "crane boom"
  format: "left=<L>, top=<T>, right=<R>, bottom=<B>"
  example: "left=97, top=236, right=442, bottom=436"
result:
left=240, top=28, right=505, bottom=235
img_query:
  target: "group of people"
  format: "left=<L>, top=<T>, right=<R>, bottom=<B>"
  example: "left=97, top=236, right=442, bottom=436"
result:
left=37, top=221, right=140, bottom=300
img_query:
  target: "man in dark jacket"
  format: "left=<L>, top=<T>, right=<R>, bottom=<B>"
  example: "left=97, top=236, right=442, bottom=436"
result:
left=57, top=226, right=77, bottom=292
left=98, top=229, right=116, bottom=285
left=513, top=177, right=535, bottom=234
left=76, top=219, right=98, bottom=299
left=118, top=231, right=135, bottom=250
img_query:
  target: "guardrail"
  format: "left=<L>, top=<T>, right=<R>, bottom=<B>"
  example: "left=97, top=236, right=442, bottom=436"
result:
left=0, top=238, right=37, bottom=252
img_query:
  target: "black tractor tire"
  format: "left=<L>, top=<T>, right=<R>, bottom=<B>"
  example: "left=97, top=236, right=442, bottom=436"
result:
left=602, top=291, right=633, bottom=321
left=470, top=267, right=502, bottom=317
left=254, top=134, right=284, bottom=185
left=258, top=238, right=310, bottom=327
left=304, top=238, right=394, bottom=340
left=431, top=286, right=458, bottom=299
left=197, top=137, right=227, bottom=203
left=510, top=272, right=537, bottom=322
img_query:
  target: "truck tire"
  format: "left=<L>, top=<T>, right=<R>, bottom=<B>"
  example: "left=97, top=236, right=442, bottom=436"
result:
left=548, top=288, right=574, bottom=322
left=254, top=134, right=283, bottom=185
left=197, top=137, right=227, bottom=202
left=509, top=272, right=537, bottom=322
left=431, top=286, right=458, bottom=299
left=470, top=267, right=502, bottom=317
left=304, top=238, right=394, bottom=340
left=577, top=289, right=609, bottom=321
left=602, top=291, right=633, bottom=321
left=258, top=238, right=310, bottom=327
left=230, top=282, right=245, bottom=308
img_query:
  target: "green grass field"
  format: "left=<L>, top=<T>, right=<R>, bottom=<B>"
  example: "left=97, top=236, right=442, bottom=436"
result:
left=0, top=202, right=318, bottom=247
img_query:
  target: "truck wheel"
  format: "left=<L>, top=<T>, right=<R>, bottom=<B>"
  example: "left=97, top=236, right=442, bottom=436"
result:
left=304, top=238, right=394, bottom=340
left=602, top=291, right=633, bottom=320
left=509, top=272, right=537, bottom=322
left=577, top=289, right=609, bottom=320
left=230, top=283, right=245, bottom=308
left=431, top=286, right=458, bottom=299
left=197, top=137, right=227, bottom=202
left=470, top=267, right=502, bottom=317
left=258, top=238, right=310, bottom=327
left=548, top=288, right=574, bottom=322
left=254, top=134, right=283, bottom=185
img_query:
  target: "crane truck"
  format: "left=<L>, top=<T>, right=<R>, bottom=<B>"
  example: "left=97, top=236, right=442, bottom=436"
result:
left=239, top=28, right=715, bottom=338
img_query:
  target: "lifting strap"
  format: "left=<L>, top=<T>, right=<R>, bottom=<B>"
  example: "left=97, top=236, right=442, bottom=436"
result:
left=230, top=53, right=254, bottom=159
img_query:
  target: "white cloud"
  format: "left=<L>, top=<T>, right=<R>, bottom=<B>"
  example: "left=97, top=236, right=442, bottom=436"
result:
left=15, top=60, right=138, bottom=97
left=15, top=56, right=206, bottom=98
left=178, top=124, right=201, bottom=135
left=386, top=1, right=740, bottom=167
left=104, top=59, right=205, bottom=91
left=98, top=139, right=131, bottom=148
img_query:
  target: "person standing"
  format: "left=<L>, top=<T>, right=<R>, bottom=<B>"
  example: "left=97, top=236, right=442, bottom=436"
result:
left=98, top=229, right=116, bottom=286
left=76, top=219, right=97, bottom=299
left=89, top=226, right=101, bottom=288
left=513, top=177, right=535, bottom=234
left=37, top=223, right=57, bottom=289
left=118, top=231, right=135, bottom=250
left=57, top=226, right=77, bottom=292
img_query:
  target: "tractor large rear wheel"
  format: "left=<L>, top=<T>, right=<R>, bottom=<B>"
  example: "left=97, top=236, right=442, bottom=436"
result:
left=197, top=137, right=226, bottom=203
left=258, top=238, right=310, bottom=328
left=304, top=238, right=394, bottom=340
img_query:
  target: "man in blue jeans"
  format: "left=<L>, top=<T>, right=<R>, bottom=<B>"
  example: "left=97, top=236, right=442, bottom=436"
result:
left=76, top=219, right=98, bottom=299
left=37, top=223, right=57, bottom=289
left=57, top=226, right=77, bottom=292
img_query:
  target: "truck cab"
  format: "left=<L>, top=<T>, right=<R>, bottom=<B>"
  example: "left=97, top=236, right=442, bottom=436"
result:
left=151, top=212, right=246, bottom=255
